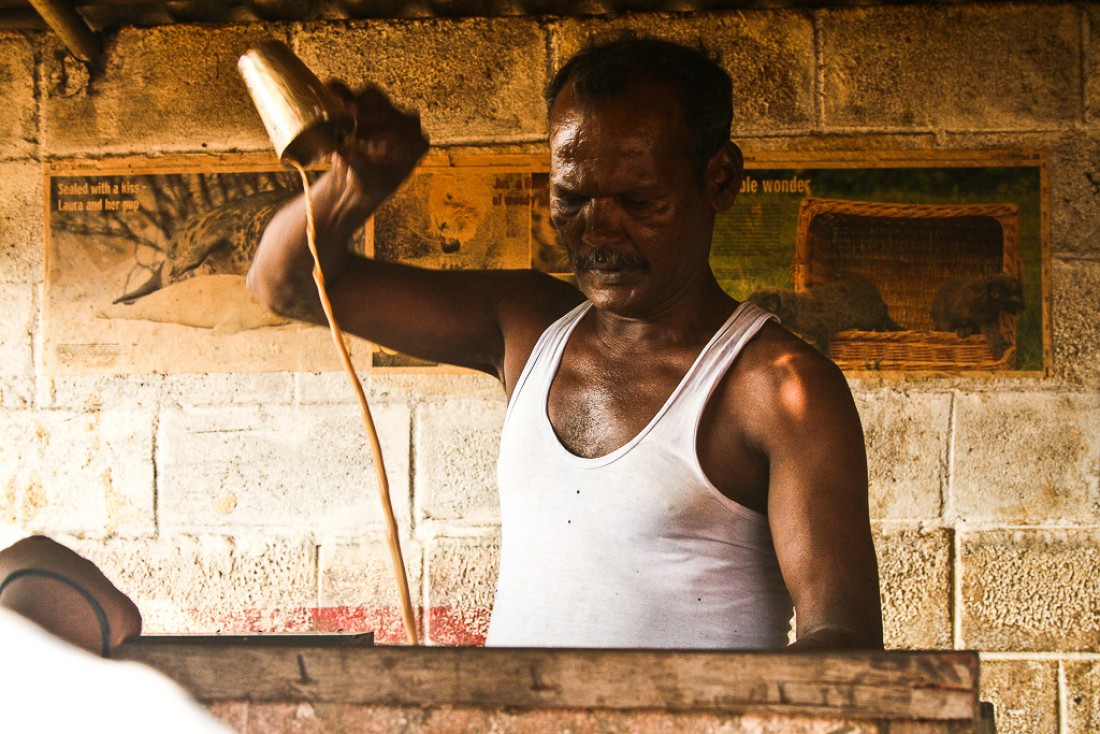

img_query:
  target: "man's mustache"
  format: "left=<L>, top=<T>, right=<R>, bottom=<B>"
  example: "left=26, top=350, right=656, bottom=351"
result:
left=571, top=248, right=647, bottom=272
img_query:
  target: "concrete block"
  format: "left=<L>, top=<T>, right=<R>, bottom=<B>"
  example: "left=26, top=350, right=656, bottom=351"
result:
left=853, top=389, right=950, bottom=520
left=961, top=529, right=1100, bottom=651
left=37, top=374, right=166, bottom=412
left=873, top=524, right=952, bottom=649
left=297, top=18, right=549, bottom=143
left=1052, top=259, right=1100, bottom=385
left=820, top=4, right=1080, bottom=131
left=0, top=284, right=34, bottom=378
left=551, top=12, right=816, bottom=135
left=952, top=391, right=1100, bottom=523
left=43, top=25, right=287, bottom=156
left=0, top=161, right=44, bottom=283
left=318, top=538, right=423, bottom=644
left=415, top=399, right=506, bottom=524
left=71, top=534, right=317, bottom=634
left=296, top=371, right=503, bottom=406
left=161, top=372, right=294, bottom=407
left=0, top=378, right=32, bottom=409
left=0, top=33, right=36, bottom=158
left=742, top=132, right=939, bottom=154
left=425, top=536, right=499, bottom=645
left=0, top=408, right=155, bottom=537
left=978, top=659, right=1059, bottom=734
left=1065, top=661, right=1100, bottom=734
left=1049, top=132, right=1100, bottom=257
left=156, top=403, right=411, bottom=534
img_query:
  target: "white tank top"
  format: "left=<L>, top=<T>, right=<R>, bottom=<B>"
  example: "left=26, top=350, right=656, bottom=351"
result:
left=488, top=301, right=794, bottom=648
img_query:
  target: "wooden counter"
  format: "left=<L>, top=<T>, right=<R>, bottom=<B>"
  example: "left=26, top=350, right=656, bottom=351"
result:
left=118, top=638, right=995, bottom=733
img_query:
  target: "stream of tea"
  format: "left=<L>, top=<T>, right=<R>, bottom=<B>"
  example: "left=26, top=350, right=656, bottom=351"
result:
left=293, top=162, right=419, bottom=646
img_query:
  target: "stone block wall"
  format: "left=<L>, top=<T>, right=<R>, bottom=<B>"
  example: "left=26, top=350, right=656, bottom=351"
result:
left=0, top=3, right=1097, bottom=732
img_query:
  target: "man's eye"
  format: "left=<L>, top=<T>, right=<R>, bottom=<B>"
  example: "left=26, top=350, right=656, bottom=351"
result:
left=619, top=197, right=651, bottom=210
left=553, top=195, right=584, bottom=210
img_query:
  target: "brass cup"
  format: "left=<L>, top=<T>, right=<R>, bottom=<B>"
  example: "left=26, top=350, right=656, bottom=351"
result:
left=238, top=40, right=355, bottom=167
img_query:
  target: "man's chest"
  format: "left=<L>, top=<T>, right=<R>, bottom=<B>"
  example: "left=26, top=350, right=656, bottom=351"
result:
left=543, top=345, right=769, bottom=513
left=546, top=358, right=680, bottom=459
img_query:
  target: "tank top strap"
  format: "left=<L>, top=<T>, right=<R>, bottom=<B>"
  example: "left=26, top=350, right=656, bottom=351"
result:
left=664, top=300, right=777, bottom=424
left=504, top=301, right=591, bottom=425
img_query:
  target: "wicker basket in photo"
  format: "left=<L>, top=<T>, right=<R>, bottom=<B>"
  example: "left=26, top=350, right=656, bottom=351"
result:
left=794, top=198, right=1021, bottom=371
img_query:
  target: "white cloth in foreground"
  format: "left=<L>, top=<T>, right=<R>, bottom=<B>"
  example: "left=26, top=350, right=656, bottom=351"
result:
left=0, top=608, right=230, bottom=733
left=490, top=300, right=794, bottom=648
left=1, top=527, right=231, bottom=734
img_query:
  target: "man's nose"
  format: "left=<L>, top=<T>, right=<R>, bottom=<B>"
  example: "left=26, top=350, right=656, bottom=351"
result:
left=581, top=198, right=620, bottom=244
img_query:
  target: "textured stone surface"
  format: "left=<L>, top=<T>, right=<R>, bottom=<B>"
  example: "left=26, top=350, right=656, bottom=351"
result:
left=1087, top=3, right=1100, bottom=127
left=552, top=11, right=816, bottom=135
left=874, top=525, right=952, bottom=649
left=162, top=372, right=295, bottom=407
left=295, top=371, right=504, bottom=406
left=156, top=403, right=411, bottom=534
left=952, top=391, right=1100, bottom=523
left=298, top=18, right=548, bottom=143
left=961, top=529, right=1100, bottom=651
left=978, top=659, right=1059, bottom=734
left=1051, top=259, right=1100, bottom=385
left=1048, top=132, right=1100, bottom=257
left=0, top=284, right=34, bottom=378
left=0, top=161, right=44, bottom=284
left=0, top=408, right=155, bottom=537
left=0, top=33, right=36, bottom=158
left=318, top=539, right=423, bottom=645
left=37, top=373, right=167, bottom=411
left=44, top=25, right=284, bottom=156
left=73, top=534, right=317, bottom=633
left=425, top=536, right=499, bottom=645
left=821, top=4, right=1080, bottom=131
left=853, top=389, right=950, bottom=520
left=415, top=399, right=506, bottom=524
left=1065, top=660, right=1100, bottom=734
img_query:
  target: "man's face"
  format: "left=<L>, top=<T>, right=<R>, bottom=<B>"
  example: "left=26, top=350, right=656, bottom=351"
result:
left=548, top=79, right=722, bottom=319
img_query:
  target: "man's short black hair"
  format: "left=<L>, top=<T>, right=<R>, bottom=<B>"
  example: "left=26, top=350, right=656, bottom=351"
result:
left=545, top=34, right=734, bottom=177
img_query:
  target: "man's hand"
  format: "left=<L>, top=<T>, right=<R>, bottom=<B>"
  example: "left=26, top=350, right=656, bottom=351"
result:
left=0, top=536, right=142, bottom=656
left=328, top=82, right=430, bottom=206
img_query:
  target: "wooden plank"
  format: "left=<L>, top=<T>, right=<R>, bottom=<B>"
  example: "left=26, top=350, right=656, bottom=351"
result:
left=117, top=643, right=979, bottom=723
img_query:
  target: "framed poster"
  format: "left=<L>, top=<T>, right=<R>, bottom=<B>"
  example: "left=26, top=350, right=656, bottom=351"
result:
left=44, top=150, right=1047, bottom=376
left=713, top=150, right=1048, bottom=375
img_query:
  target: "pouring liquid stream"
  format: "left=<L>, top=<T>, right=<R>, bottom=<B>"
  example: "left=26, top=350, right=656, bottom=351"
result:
left=292, top=162, right=419, bottom=646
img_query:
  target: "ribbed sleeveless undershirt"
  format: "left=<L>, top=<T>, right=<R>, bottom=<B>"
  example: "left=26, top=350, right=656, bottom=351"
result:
left=488, top=301, right=794, bottom=648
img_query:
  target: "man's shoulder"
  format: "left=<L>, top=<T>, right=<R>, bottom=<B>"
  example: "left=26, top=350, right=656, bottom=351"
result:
left=726, top=320, right=855, bottom=420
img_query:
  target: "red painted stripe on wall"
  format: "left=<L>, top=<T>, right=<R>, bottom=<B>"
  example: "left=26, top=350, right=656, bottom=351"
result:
left=178, top=606, right=491, bottom=646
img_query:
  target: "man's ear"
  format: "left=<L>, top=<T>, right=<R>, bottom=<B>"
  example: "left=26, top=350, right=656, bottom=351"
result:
left=706, top=141, right=744, bottom=212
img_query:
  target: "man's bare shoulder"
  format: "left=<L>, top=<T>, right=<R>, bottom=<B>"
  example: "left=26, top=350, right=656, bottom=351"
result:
left=727, top=320, right=857, bottom=432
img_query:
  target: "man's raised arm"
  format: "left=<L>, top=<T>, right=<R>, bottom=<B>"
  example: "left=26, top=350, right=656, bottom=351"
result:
left=247, top=84, right=580, bottom=378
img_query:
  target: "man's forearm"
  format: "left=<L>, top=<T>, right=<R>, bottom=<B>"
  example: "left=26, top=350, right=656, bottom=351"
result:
left=247, top=156, right=379, bottom=322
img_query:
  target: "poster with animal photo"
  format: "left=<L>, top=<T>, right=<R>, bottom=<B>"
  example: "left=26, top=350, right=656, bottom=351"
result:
left=365, top=157, right=569, bottom=370
left=716, top=150, right=1048, bottom=374
left=43, top=155, right=375, bottom=374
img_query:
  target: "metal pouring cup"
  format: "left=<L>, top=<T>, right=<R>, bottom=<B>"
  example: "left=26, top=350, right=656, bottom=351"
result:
left=238, top=40, right=355, bottom=167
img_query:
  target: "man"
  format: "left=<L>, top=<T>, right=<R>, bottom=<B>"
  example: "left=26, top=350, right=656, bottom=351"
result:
left=248, top=37, right=882, bottom=649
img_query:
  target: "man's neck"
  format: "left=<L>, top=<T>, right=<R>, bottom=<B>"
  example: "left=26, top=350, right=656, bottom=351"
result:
left=584, top=277, right=738, bottom=352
